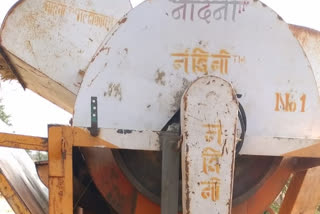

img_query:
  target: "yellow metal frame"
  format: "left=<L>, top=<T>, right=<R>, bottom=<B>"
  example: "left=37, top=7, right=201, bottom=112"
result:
left=1, top=125, right=320, bottom=214
left=0, top=173, right=31, bottom=214
left=0, top=133, right=46, bottom=214
left=0, top=126, right=115, bottom=214
left=48, top=126, right=116, bottom=213
left=0, top=133, right=47, bottom=151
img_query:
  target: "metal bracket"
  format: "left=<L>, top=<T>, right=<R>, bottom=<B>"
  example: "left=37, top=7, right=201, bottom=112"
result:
left=89, top=96, right=99, bottom=136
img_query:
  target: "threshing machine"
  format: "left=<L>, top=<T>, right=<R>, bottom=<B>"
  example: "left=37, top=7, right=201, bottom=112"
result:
left=1, top=0, right=320, bottom=213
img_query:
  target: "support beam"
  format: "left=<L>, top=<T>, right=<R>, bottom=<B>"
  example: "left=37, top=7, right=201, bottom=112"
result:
left=279, top=166, right=320, bottom=214
left=47, top=126, right=120, bottom=214
left=0, top=172, right=31, bottom=214
left=48, top=126, right=73, bottom=214
left=160, top=132, right=180, bottom=214
left=0, top=133, right=47, bottom=151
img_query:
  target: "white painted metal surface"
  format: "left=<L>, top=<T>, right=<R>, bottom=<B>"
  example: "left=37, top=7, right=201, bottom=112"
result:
left=181, top=76, right=238, bottom=214
left=76, top=128, right=320, bottom=156
left=0, top=0, right=131, bottom=112
left=96, top=128, right=162, bottom=150
left=73, top=0, right=320, bottom=156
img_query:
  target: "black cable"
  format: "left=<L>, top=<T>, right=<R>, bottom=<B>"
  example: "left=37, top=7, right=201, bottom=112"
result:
left=236, top=102, right=247, bottom=155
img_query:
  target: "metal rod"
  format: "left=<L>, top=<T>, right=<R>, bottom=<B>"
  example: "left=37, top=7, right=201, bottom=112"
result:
left=161, top=132, right=180, bottom=214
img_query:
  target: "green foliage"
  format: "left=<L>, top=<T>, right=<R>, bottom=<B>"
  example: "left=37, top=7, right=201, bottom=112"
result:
left=264, top=176, right=320, bottom=214
left=26, top=150, right=48, bottom=161
left=0, top=102, right=11, bottom=126
left=264, top=177, right=291, bottom=214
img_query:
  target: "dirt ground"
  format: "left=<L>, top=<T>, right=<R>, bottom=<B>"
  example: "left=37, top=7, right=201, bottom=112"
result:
left=0, top=196, right=14, bottom=214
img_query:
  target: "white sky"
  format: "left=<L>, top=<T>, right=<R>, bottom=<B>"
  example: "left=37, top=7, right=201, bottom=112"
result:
left=0, top=0, right=320, bottom=137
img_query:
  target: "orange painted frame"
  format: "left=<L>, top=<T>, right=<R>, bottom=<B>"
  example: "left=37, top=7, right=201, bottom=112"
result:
left=0, top=126, right=117, bottom=214
left=48, top=126, right=118, bottom=214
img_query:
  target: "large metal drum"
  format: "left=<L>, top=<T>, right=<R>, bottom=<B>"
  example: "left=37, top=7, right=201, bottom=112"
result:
left=2, top=0, right=320, bottom=213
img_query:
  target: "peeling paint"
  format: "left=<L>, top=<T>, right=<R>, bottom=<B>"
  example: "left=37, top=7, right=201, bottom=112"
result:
left=87, top=70, right=102, bottom=87
left=181, top=76, right=238, bottom=213
left=155, top=69, right=166, bottom=86
left=117, top=129, right=133, bottom=134
left=105, top=83, right=122, bottom=101
left=118, top=17, right=127, bottom=25
left=78, top=69, right=85, bottom=77
left=185, top=144, right=191, bottom=214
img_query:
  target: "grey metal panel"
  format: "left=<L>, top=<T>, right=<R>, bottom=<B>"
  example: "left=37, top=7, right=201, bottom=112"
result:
left=160, top=133, right=180, bottom=214
left=0, top=147, right=48, bottom=214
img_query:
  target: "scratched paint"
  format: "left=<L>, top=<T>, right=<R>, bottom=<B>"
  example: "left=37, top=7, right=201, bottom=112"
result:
left=105, top=83, right=122, bottom=101
left=73, top=0, right=320, bottom=157
left=0, top=0, right=131, bottom=113
left=181, top=76, right=238, bottom=214
left=155, top=69, right=166, bottom=85
left=170, top=0, right=249, bottom=23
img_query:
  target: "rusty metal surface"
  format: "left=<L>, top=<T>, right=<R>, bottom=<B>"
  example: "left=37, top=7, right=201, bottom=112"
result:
left=112, top=148, right=281, bottom=209
left=48, top=126, right=118, bottom=214
left=72, top=148, right=115, bottom=214
left=35, top=150, right=114, bottom=213
left=289, top=24, right=320, bottom=93
left=35, top=161, right=48, bottom=187
left=233, top=157, right=320, bottom=214
left=81, top=147, right=138, bottom=214
left=0, top=147, right=48, bottom=214
left=279, top=166, right=320, bottom=214
left=83, top=148, right=320, bottom=214
left=82, top=146, right=168, bottom=214
left=232, top=158, right=295, bottom=214
left=292, top=157, right=320, bottom=172
left=232, top=155, right=282, bottom=205
left=112, top=150, right=164, bottom=206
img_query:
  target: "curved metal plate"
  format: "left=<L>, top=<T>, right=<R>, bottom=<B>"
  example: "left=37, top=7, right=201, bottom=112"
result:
left=0, top=0, right=131, bottom=112
left=0, top=147, right=48, bottom=214
left=74, top=0, right=320, bottom=155
left=289, top=25, right=320, bottom=93
left=113, top=149, right=281, bottom=208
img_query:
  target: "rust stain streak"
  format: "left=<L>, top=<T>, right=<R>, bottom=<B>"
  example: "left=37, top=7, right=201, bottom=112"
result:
left=183, top=95, right=188, bottom=112
left=87, top=70, right=102, bottom=87
left=185, top=143, right=191, bottom=214
left=221, top=139, right=227, bottom=156
left=155, top=69, right=165, bottom=86
left=105, top=83, right=122, bottom=101
left=26, top=40, right=41, bottom=71
left=118, top=17, right=127, bottom=25
left=90, top=46, right=110, bottom=63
